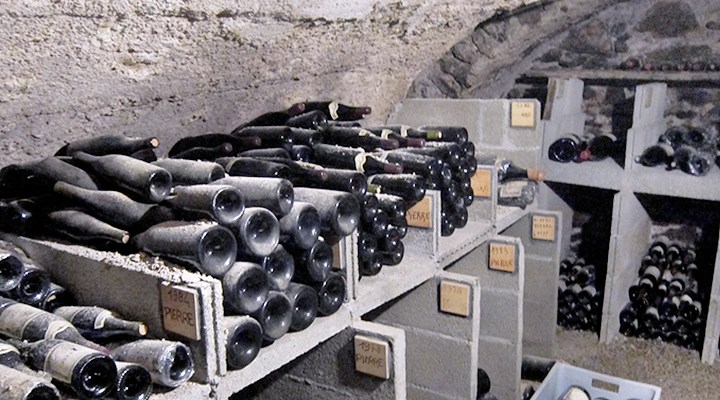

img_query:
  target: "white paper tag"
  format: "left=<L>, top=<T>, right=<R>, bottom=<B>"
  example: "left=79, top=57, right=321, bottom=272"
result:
left=328, top=102, right=339, bottom=120
left=499, top=181, right=526, bottom=198
left=0, top=343, right=19, bottom=356
left=44, top=341, right=98, bottom=383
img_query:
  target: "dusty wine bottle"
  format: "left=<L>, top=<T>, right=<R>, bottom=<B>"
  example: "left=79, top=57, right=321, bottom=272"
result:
left=113, top=362, right=152, bottom=400
left=288, top=128, right=322, bottom=147
left=278, top=201, right=321, bottom=250
left=165, top=184, right=245, bottom=225
left=290, top=145, right=312, bottom=162
left=294, top=101, right=371, bottom=121
left=367, top=174, right=426, bottom=203
left=294, top=166, right=368, bottom=199
left=46, top=210, right=130, bottom=244
left=215, top=157, right=291, bottom=180
left=231, top=126, right=294, bottom=151
left=251, top=290, right=293, bottom=342
left=111, top=340, right=194, bottom=388
left=238, top=147, right=291, bottom=159
left=318, top=126, right=399, bottom=151
left=289, top=238, right=334, bottom=283
left=230, top=207, right=280, bottom=257
left=223, top=262, right=270, bottom=315
left=151, top=159, right=226, bottom=185
left=128, top=148, right=158, bottom=163
left=380, top=150, right=450, bottom=184
left=73, top=152, right=172, bottom=203
left=132, top=221, right=238, bottom=277
left=312, top=272, right=346, bottom=316
left=0, top=157, right=100, bottom=199
left=548, top=134, right=583, bottom=163
left=490, top=158, right=545, bottom=182
left=360, top=256, right=383, bottom=277
left=364, top=128, right=426, bottom=148
left=0, top=251, right=23, bottom=292
left=0, top=360, right=60, bottom=400
left=40, top=283, right=75, bottom=312
left=57, top=135, right=159, bottom=157
left=357, top=231, right=378, bottom=263
left=214, top=176, right=294, bottom=217
left=0, top=339, right=51, bottom=379
left=246, top=245, right=294, bottom=291
left=5, top=266, right=51, bottom=306
left=53, top=306, right=148, bottom=340
left=224, top=315, right=263, bottom=370
left=170, top=143, right=236, bottom=161
left=635, top=143, right=675, bottom=167
left=53, top=182, right=174, bottom=232
left=311, top=144, right=403, bottom=175
left=168, top=134, right=261, bottom=157
left=285, top=110, right=327, bottom=129
left=419, top=125, right=469, bottom=145
left=285, top=282, right=319, bottom=332
left=292, top=188, right=361, bottom=237
left=0, top=200, right=33, bottom=234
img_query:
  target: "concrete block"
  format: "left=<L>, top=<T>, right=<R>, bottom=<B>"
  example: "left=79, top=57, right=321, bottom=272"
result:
left=478, top=337, right=520, bottom=400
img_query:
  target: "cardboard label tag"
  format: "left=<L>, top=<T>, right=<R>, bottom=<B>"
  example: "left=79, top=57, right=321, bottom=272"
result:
left=354, top=335, right=390, bottom=379
left=332, top=241, right=343, bottom=270
left=532, top=215, right=557, bottom=242
left=471, top=169, right=492, bottom=198
left=439, top=280, right=471, bottom=317
left=160, top=283, right=201, bottom=340
left=510, top=101, right=536, bottom=128
left=406, top=195, right=433, bottom=228
left=489, top=242, right=517, bottom=273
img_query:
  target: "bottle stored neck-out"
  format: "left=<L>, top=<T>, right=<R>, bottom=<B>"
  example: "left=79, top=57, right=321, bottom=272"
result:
left=111, top=340, right=194, bottom=388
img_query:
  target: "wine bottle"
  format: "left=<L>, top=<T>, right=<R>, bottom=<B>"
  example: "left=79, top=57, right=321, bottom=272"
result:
left=294, top=166, right=368, bottom=199
left=635, top=143, right=675, bottom=167
left=214, top=176, right=294, bottom=217
left=293, top=101, right=371, bottom=121
left=288, top=128, right=322, bottom=147
left=311, top=144, right=403, bottom=174
left=0, top=157, right=99, bottom=199
left=167, top=134, right=261, bottom=157
left=53, top=306, right=148, bottom=340
left=390, top=215, right=408, bottom=239
left=249, top=157, right=329, bottom=183
left=0, top=251, right=23, bottom=292
left=278, top=201, right=321, bottom=250
left=357, top=231, right=378, bottom=263
left=375, top=193, right=406, bottom=219
left=380, top=240, right=404, bottom=266
left=292, top=188, right=361, bottom=237
left=497, top=180, right=538, bottom=209
left=380, top=150, right=449, bottom=184
left=364, top=128, right=426, bottom=148
left=114, top=362, right=153, bottom=400
left=476, top=368, right=492, bottom=398
left=558, top=385, right=590, bottom=400
left=27, top=157, right=101, bottom=191
left=548, top=134, right=583, bottom=163
left=360, top=193, right=380, bottom=224
left=285, top=110, right=327, bottom=129
left=128, top=148, right=158, bottom=163
left=318, top=126, right=399, bottom=150
left=363, top=209, right=389, bottom=238
left=0, top=363, right=61, bottom=400
left=371, top=125, right=443, bottom=142
left=53, top=182, right=175, bottom=232
left=0, top=200, right=33, bottom=234
left=165, top=184, right=245, bottom=225
left=132, top=221, right=238, bottom=277
left=57, top=135, right=159, bottom=157
left=222, top=262, right=270, bottom=315
left=46, top=210, right=130, bottom=244
left=360, top=256, right=383, bottom=277
left=224, top=315, right=263, bottom=370
left=111, top=340, right=194, bottom=388
left=170, top=143, right=236, bottom=161
left=40, top=283, right=75, bottom=312
left=0, top=339, right=51, bottom=379
left=580, top=133, right=620, bottom=161
left=151, top=159, right=226, bottom=185
left=231, top=126, right=294, bottom=151
left=419, top=125, right=469, bottom=145
left=215, top=157, right=291, bottom=180
left=247, top=245, right=294, bottom=291
left=674, top=145, right=712, bottom=176
left=311, top=272, right=346, bottom=316
left=284, top=282, right=319, bottom=332
left=367, top=174, right=426, bottom=203
left=238, top=148, right=291, bottom=159
left=411, top=142, right=464, bottom=168
left=649, top=236, right=670, bottom=260
left=289, top=238, right=334, bottom=283
left=441, top=210, right=455, bottom=237
left=251, top=291, right=293, bottom=342
left=0, top=297, right=106, bottom=352
left=683, top=127, right=712, bottom=149
left=230, top=207, right=280, bottom=257
left=5, top=266, right=51, bottom=306
left=490, top=158, right=544, bottom=183
left=72, top=152, right=172, bottom=203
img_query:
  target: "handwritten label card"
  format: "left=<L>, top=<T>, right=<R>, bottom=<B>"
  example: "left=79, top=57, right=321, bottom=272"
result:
left=471, top=169, right=492, bottom=198
left=439, top=280, right=471, bottom=317
left=354, top=335, right=390, bottom=379
left=160, top=283, right=200, bottom=340
left=510, top=101, right=536, bottom=128
left=531, top=215, right=557, bottom=242
left=406, top=195, right=433, bottom=228
left=488, top=242, right=517, bottom=273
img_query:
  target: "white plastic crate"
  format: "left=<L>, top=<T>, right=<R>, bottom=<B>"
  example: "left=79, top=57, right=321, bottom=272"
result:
left=531, top=363, right=661, bottom=400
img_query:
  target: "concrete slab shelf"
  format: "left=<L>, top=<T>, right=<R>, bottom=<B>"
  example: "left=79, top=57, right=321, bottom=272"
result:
left=437, top=220, right=494, bottom=268
left=542, top=159, right=625, bottom=191
left=496, top=203, right=535, bottom=233
left=629, top=167, right=720, bottom=202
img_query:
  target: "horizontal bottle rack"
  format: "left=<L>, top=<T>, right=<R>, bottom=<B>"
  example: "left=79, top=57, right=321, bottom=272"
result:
left=538, top=77, right=720, bottom=366
left=1, top=98, right=571, bottom=400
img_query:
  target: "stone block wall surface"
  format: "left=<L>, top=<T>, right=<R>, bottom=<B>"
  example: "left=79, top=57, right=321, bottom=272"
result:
left=0, top=0, right=536, bottom=163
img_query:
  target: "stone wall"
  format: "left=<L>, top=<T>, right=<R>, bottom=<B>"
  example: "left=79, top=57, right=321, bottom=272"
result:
left=0, top=0, right=535, bottom=164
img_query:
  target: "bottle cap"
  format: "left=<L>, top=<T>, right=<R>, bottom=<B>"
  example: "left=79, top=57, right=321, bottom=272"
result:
left=527, top=169, right=545, bottom=181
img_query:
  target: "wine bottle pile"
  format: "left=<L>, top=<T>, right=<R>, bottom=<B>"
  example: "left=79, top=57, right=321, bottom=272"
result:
left=548, top=133, right=621, bottom=164
left=619, top=56, right=719, bottom=72
left=478, top=156, right=544, bottom=210
left=619, top=236, right=705, bottom=350
left=635, top=126, right=716, bottom=177
left=557, top=256, right=601, bottom=332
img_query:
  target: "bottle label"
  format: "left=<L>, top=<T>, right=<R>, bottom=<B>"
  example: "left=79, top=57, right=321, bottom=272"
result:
left=354, top=152, right=368, bottom=173
left=44, top=320, right=73, bottom=339
left=0, top=343, right=19, bottom=356
left=499, top=181, right=526, bottom=198
left=93, top=310, right=113, bottom=330
left=399, top=125, right=409, bottom=137
left=380, top=129, right=393, bottom=139
left=357, top=129, right=372, bottom=137
left=44, top=341, right=97, bottom=384
left=328, top=102, right=340, bottom=120
left=0, top=303, right=45, bottom=338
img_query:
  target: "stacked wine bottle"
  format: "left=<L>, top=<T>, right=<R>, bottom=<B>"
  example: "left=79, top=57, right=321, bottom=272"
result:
left=548, top=132, right=622, bottom=164
left=635, top=126, right=716, bottom=177
left=557, top=256, right=601, bottom=332
left=619, top=56, right=720, bottom=72
left=478, top=156, right=544, bottom=209
left=619, top=236, right=705, bottom=350
left=0, top=245, right=194, bottom=400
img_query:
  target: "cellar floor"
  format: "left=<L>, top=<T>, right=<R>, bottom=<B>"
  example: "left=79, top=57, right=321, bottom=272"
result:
left=554, top=328, right=720, bottom=400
